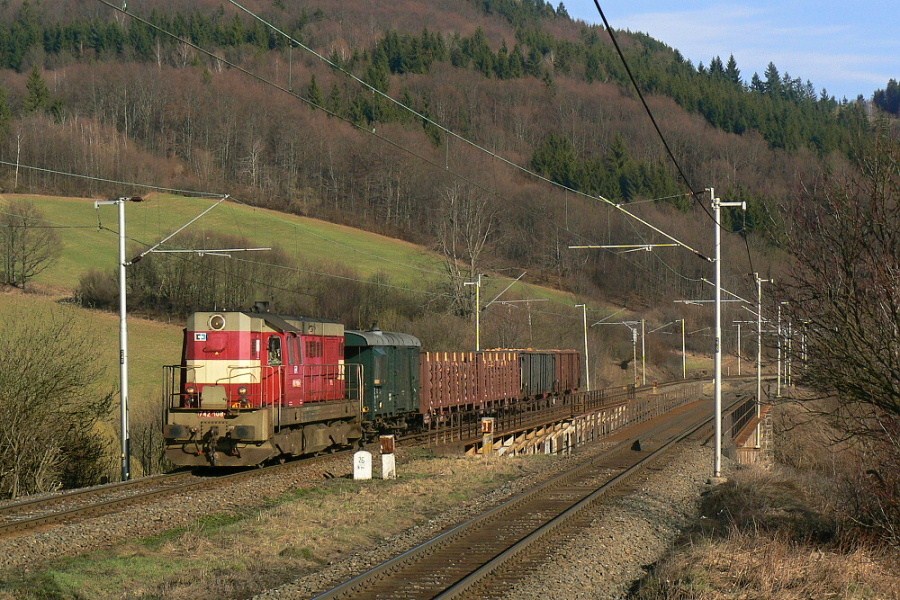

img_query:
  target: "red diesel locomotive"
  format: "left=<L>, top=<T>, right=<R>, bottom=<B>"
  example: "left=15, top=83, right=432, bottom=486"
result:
left=163, top=308, right=581, bottom=467
left=162, top=310, right=362, bottom=467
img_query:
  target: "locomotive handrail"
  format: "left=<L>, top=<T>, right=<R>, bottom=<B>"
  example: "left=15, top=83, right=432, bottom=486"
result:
left=219, top=367, right=260, bottom=386
left=258, top=365, right=283, bottom=431
left=162, top=365, right=198, bottom=409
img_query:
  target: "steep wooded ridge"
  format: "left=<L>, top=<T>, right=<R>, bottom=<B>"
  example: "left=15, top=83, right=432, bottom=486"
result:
left=0, top=0, right=877, bottom=307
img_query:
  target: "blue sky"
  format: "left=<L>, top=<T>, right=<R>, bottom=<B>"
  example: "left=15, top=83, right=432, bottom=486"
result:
left=565, top=1, right=898, bottom=100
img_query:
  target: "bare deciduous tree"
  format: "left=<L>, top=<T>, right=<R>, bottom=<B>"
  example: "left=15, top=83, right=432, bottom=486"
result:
left=436, top=184, right=496, bottom=316
left=781, top=123, right=899, bottom=541
left=0, top=199, right=61, bottom=289
left=782, top=123, right=898, bottom=425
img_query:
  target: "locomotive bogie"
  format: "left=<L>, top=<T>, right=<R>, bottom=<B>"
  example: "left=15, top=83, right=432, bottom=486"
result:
left=164, top=398, right=363, bottom=466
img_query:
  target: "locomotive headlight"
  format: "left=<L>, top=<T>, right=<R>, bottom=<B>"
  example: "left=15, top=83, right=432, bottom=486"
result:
left=208, top=314, right=226, bottom=331
left=185, top=385, right=197, bottom=395
left=237, top=385, right=248, bottom=396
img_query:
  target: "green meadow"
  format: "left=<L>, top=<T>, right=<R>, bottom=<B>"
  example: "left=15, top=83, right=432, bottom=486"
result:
left=17, top=193, right=445, bottom=290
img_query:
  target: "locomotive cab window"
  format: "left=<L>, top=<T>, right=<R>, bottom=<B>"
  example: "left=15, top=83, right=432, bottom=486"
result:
left=267, top=336, right=282, bottom=365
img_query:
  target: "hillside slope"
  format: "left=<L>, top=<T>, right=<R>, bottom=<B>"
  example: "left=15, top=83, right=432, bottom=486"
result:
left=0, top=0, right=869, bottom=312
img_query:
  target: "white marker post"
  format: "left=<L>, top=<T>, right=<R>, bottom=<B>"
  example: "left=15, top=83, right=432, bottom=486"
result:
left=380, top=435, right=396, bottom=480
left=353, top=450, right=372, bottom=480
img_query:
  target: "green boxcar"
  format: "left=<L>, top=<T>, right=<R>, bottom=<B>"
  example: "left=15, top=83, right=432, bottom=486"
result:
left=344, top=329, right=422, bottom=433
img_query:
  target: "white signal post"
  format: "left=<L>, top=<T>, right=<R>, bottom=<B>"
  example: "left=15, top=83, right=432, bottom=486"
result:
left=710, top=188, right=746, bottom=479
left=641, top=318, right=646, bottom=386
left=464, top=275, right=482, bottom=352
left=754, top=274, right=771, bottom=434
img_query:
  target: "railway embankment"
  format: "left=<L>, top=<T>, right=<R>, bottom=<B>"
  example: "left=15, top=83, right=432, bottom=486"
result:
left=629, top=399, right=899, bottom=600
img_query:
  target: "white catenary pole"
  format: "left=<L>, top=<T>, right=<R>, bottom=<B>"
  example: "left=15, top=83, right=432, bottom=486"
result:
left=710, top=188, right=745, bottom=479
left=575, top=304, right=591, bottom=391
left=94, top=196, right=142, bottom=481
left=464, top=275, right=482, bottom=351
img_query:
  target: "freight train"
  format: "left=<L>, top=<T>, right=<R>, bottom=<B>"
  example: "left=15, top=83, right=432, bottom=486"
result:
left=162, top=307, right=580, bottom=467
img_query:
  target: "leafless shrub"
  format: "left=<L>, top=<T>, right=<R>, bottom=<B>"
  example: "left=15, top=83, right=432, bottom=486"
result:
left=0, top=303, right=113, bottom=498
left=778, top=121, right=899, bottom=544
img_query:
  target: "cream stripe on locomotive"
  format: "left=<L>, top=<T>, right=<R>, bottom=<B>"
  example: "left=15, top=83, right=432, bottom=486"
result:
left=185, top=359, right=262, bottom=385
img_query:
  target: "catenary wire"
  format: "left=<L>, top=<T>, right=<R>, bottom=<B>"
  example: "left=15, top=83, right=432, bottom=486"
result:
left=594, top=0, right=762, bottom=282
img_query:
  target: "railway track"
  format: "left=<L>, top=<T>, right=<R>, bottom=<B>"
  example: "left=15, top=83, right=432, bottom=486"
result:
left=0, top=471, right=194, bottom=537
left=0, top=457, right=337, bottom=539
left=310, top=391, right=748, bottom=600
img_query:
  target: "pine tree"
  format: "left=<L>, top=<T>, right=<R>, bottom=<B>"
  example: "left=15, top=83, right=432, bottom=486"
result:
left=873, top=79, right=900, bottom=115
left=23, top=66, right=51, bottom=113
left=749, top=73, right=764, bottom=93
left=306, top=75, right=324, bottom=109
left=708, top=56, right=725, bottom=79
left=725, top=54, right=741, bottom=86
left=764, top=62, right=781, bottom=96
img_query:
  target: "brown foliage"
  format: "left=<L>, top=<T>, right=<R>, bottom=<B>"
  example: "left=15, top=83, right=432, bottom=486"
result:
left=781, top=123, right=899, bottom=424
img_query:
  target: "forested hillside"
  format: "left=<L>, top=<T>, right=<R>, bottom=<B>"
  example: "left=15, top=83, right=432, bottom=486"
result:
left=0, top=0, right=882, bottom=312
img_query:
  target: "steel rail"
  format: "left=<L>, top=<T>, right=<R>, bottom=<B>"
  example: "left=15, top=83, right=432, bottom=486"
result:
left=436, top=402, right=723, bottom=598
left=0, top=454, right=334, bottom=538
left=311, top=391, right=745, bottom=600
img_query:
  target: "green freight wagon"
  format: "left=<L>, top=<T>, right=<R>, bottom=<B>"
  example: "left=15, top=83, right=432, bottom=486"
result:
left=344, top=329, right=422, bottom=434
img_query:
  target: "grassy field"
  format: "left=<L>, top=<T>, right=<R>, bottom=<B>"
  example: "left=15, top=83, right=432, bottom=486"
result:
left=11, top=193, right=445, bottom=291
left=7, top=192, right=571, bottom=307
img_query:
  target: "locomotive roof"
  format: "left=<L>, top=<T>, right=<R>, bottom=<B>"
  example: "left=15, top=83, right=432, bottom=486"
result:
left=188, top=311, right=343, bottom=336
left=345, top=329, right=422, bottom=348
left=258, top=313, right=302, bottom=333
left=252, top=312, right=344, bottom=335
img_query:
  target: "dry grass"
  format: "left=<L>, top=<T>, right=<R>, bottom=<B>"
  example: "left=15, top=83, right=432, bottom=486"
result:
left=633, top=399, right=900, bottom=600
left=0, top=452, right=555, bottom=599
left=636, top=530, right=898, bottom=599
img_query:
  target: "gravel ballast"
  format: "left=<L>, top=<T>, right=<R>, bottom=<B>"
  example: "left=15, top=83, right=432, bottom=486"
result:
left=255, top=441, right=725, bottom=599
left=0, top=437, right=725, bottom=599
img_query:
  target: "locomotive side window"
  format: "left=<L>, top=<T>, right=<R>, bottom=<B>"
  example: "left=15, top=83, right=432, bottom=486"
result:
left=287, top=334, right=301, bottom=365
left=267, top=336, right=282, bottom=365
